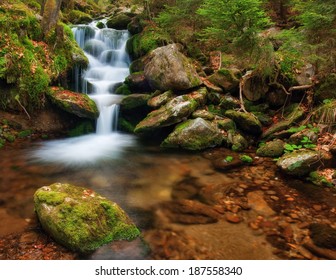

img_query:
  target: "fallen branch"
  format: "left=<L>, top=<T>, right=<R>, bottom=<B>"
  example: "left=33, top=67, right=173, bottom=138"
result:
left=239, top=70, right=253, bottom=113
left=15, top=95, right=31, bottom=120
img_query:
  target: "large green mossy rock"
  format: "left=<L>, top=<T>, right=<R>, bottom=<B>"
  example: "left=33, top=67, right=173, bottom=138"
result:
left=144, top=44, right=202, bottom=91
left=120, top=94, right=151, bottom=111
left=224, top=110, right=262, bottom=135
left=315, top=74, right=336, bottom=102
left=48, top=87, right=99, bottom=119
left=134, top=90, right=206, bottom=134
left=34, top=183, right=140, bottom=254
left=276, top=149, right=321, bottom=176
left=161, top=118, right=224, bottom=150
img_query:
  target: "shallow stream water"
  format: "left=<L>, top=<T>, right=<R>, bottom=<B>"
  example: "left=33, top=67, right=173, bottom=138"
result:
left=1, top=139, right=336, bottom=260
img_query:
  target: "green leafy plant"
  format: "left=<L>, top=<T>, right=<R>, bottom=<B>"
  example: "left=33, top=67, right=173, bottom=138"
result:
left=284, top=143, right=302, bottom=152
left=239, top=155, right=253, bottom=163
left=225, top=155, right=234, bottom=162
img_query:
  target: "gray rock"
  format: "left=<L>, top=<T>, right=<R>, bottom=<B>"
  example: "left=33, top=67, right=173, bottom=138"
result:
left=276, top=149, right=321, bottom=176
left=256, top=139, right=285, bottom=157
left=144, top=44, right=202, bottom=91
left=161, top=118, right=224, bottom=150
left=134, top=90, right=206, bottom=134
left=224, top=110, right=262, bottom=135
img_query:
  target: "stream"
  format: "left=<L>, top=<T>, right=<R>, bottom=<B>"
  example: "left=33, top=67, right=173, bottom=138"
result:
left=0, top=21, right=336, bottom=260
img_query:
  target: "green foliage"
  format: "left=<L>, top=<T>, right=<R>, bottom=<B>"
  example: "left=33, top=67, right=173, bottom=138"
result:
left=197, top=0, right=271, bottom=53
left=284, top=137, right=316, bottom=153
left=225, top=155, right=234, bottom=162
left=239, top=154, right=253, bottom=163
left=155, top=0, right=204, bottom=44
left=287, top=125, right=307, bottom=133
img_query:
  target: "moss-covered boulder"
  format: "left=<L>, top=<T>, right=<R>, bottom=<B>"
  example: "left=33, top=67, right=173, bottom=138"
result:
left=262, top=104, right=306, bottom=139
left=243, top=75, right=269, bottom=102
left=106, top=13, right=133, bottom=30
left=120, top=94, right=151, bottom=111
left=134, top=93, right=200, bottom=134
left=144, top=44, right=202, bottom=91
left=224, top=110, right=262, bottom=135
left=276, top=149, right=321, bottom=176
left=256, top=139, right=285, bottom=157
left=34, top=183, right=140, bottom=254
left=161, top=118, right=224, bottom=150
left=147, top=90, right=175, bottom=108
left=67, top=10, right=93, bottom=24
left=48, top=87, right=99, bottom=119
left=207, top=68, right=240, bottom=92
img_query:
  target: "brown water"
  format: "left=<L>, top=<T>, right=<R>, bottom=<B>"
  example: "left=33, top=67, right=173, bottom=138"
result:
left=1, top=139, right=336, bottom=260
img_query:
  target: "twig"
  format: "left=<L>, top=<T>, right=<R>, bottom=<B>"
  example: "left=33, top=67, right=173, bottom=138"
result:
left=239, top=70, right=253, bottom=113
left=15, top=97, right=31, bottom=120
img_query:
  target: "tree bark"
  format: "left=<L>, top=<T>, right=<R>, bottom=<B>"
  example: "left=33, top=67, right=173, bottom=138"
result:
left=41, top=0, right=63, bottom=36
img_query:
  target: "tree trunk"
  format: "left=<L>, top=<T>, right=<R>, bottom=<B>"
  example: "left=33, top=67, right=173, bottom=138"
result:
left=41, top=0, right=63, bottom=36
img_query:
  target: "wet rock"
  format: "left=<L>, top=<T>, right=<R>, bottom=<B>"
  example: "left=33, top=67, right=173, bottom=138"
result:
left=262, top=104, right=305, bottom=139
left=309, top=223, right=336, bottom=250
left=212, top=154, right=245, bottom=171
left=229, top=131, right=249, bottom=152
left=34, top=183, right=140, bottom=254
left=224, top=110, right=262, bottom=135
left=120, top=94, right=151, bottom=111
left=160, top=199, right=219, bottom=224
left=124, top=72, right=151, bottom=91
left=225, top=213, right=242, bottom=224
left=106, top=13, right=133, bottom=30
left=47, top=87, right=99, bottom=119
left=147, top=90, right=175, bottom=108
left=215, top=118, right=236, bottom=131
left=144, top=44, right=202, bottom=91
left=247, top=191, right=276, bottom=217
left=134, top=91, right=203, bottom=134
left=192, top=109, right=215, bottom=120
left=207, top=68, right=240, bottom=92
left=219, top=94, right=240, bottom=110
left=161, top=118, right=224, bottom=150
left=276, top=149, right=321, bottom=176
left=256, top=139, right=285, bottom=157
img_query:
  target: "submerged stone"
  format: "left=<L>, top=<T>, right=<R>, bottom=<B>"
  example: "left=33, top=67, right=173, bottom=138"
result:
left=34, top=183, right=140, bottom=254
left=161, top=118, right=224, bottom=150
left=48, top=87, right=99, bottom=119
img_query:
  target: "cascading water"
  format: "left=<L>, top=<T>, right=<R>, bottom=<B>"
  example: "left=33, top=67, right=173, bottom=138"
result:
left=31, top=21, right=135, bottom=166
left=73, top=22, right=130, bottom=134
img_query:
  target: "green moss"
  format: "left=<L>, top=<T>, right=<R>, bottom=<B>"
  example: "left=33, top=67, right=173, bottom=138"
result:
left=35, top=190, right=67, bottom=206
left=67, top=10, right=93, bottom=24
left=308, top=171, right=334, bottom=187
left=68, top=121, right=94, bottom=137
left=34, top=183, right=140, bottom=253
left=18, top=129, right=33, bottom=138
left=115, top=84, right=132, bottom=95
left=239, top=155, right=253, bottom=163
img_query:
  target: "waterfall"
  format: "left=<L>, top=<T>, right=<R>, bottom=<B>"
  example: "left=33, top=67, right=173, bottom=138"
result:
left=31, top=21, right=135, bottom=166
left=72, top=22, right=130, bottom=134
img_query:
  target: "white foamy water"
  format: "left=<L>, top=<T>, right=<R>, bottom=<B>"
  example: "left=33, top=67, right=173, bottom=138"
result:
left=31, top=21, right=135, bottom=165
left=31, top=133, right=135, bottom=166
